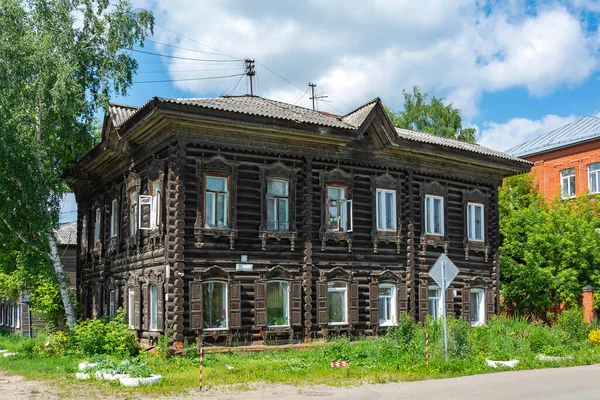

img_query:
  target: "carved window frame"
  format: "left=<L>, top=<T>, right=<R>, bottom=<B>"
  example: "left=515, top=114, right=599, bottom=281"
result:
left=194, top=155, right=239, bottom=249
left=259, top=161, right=299, bottom=251
left=125, top=171, right=141, bottom=249
left=419, top=181, right=449, bottom=254
left=143, top=158, right=166, bottom=249
left=105, top=181, right=122, bottom=254
left=462, top=275, right=493, bottom=324
left=462, top=188, right=490, bottom=261
left=142, top=270, right=164, bottom=332
left=371, top=173, right=403, bottom=253
left=369, top=270, right=402, bottom=328
left=319, top=168, right=354, bottom=252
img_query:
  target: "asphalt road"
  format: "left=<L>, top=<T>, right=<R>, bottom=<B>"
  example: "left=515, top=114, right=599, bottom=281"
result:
left=207, top=364, right=600, bottom=400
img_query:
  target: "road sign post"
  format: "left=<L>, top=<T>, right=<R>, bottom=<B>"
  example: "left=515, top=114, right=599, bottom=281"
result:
left=429, top=254, right=459, bottom=361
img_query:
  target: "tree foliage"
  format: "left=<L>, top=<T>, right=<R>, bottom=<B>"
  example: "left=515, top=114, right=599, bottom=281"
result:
left=499, top=173, right=600, bottom=320
left=0, top=0, right=153, bottom=324
left=386, top=86, right=476, bottom=143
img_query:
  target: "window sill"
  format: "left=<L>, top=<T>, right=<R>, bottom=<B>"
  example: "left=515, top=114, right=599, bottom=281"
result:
left=204, top=327, right=228, bottom=331
left=320, top=231, right=354, bottom=252
left=259, top=230, right=297, bottom=251
left=195, top=226, right=237, bottom=249
left=419, top=234, right=449, bottom=255
left=328, top=322, right=348, bottom=326
left=379, top=321, right=396, bottom=327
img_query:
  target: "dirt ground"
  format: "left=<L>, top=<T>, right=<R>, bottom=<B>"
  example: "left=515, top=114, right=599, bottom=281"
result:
left=0, top=370, right=58, bottom=400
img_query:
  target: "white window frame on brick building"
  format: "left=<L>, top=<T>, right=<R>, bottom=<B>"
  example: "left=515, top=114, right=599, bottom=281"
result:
left=560, top=168, right=575, bottom=199
left=588, top=163, right=600, bottom=194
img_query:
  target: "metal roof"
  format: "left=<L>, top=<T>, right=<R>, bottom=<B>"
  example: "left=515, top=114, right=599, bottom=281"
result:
left=109, top=103, right=138, bottom=128
left=55, top=221, right=77, bottom=246
left=395, top=127, right=529, bottom=163
left=507, top=116, right=600, bottom=157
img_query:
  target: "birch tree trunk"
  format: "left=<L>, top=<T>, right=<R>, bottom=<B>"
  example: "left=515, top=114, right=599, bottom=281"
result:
left=49, top=235, right=77, bottom=328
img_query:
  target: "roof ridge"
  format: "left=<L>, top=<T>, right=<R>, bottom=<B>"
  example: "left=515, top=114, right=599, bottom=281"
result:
left=110, top=102, right=139, bottom=109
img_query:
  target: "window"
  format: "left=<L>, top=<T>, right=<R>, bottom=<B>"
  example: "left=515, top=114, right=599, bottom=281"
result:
left=376, top=189, right=397, bottom=232
left=140, top=178, right=162, bottom=230
left=327, top=281, right=347, bottom=325
left=203, top=281, right=227, bottom=330
left=10, top=305, right=14, bottom=327
left=81, top=215, right=88, bottom=252
left=130, top=191, right=138, bottom=236
left=110, top=198, right=118, bottom=238
left=267, top=179, right=290, bottom=231
left=15, top=306, right=20, bottom=329
left=109, top=290, right=116, bottom=317
left=428, top=286, right=443, bottom=319
left=151, top=178, right=162, bottom=229
left=327, top=185, right=353, bottom=232
left=425, top=195, right=444, bottom=236
left=0, top=305, right=3, bottom=326
left=467, top=202, right=484, bottom=242
left=149, top=284, right=158, bottom=331
left=589, top=163, right=600, bottom=194
left=139, top=195, right=153, bottom=229
left=561, top=168, right=575, bottom=199
left=94, top=207, right=101, bottom=246
left=266, top=281, right=289, bottom=326
left=379, top=284, right=397, bottom=326
left=128, top=287, right=135, bottom=328
left=470, top=289, right=485, bottom=325
left=205, top=176, right=229, bottom=228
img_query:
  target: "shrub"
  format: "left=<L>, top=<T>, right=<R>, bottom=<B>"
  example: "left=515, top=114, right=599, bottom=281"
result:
left=555, top=307, right=588, bottom=342
left=73, top=318, right=107, bottom=356
left=39, top=331, right=71, bottom=356
left=103, top=309, right=138, bottom=357
left=588, top=329, right=600, bottom=346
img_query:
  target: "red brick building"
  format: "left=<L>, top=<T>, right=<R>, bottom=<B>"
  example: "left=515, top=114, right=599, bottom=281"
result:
left=508, top=116, right=600, bottom=203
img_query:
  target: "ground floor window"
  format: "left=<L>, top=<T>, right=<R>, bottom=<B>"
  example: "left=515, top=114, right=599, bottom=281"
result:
left=328, top=281, right=347, bottom=325
left=470, top=288, right=485, bottom=325
left=379, top=284, right=397, bottom=326
left=149, top=284, right=158, bottom=331
left=109, top=290, right=116, bottom=317
left=128, top=287, right=135, bottom=328
left=267, top=281, right=289, bottom=327
left=203, top=281, right=227, bottom=330
left=428, top=286, right=443, bottom=319
left=15, top=305, right=20, bottom=329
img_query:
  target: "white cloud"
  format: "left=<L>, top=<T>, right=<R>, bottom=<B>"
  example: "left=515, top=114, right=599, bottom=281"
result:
left=134, top=1, right=600, bottom=120
left=478, top=114, right=580, bottom=152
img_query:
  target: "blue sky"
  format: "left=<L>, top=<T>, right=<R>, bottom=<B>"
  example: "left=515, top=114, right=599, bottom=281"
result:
left=105, top=1, right=600, bottom=154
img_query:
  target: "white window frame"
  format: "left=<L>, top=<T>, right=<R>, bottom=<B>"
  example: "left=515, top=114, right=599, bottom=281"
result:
left=266, top=280, right=290, bottom=327
left=81, top=215, right=88, bottom=252
left=149, top=284, right=158, bottom=331
left=588, top=163, right=600, bottom=194
left=0, top=305, right=3, bottom=326
left=109, top=290, right=116, bottom=317
left=128, top=287, right=135, bottom=328
left=428, top=285, right=443, bottom=319
left=151, top=178, right=162, bottom=230
left=326, top=185, right=353, bottom=233
left=110, top=198, right=118, bottom=238
left=138, top=195, right=153, bottom=230
left=467, top=202, right=485, bottom=242
left=15, top=305, right=20, bottom=329
left=10, top=305, right=14, bottom=327
left=560, top=168, right=576, bottom=199
left=378, top=283, right=397, bottom=327
left=205, top=175, right=229, bottom=228
left=327, top=281, right=348, bottom=325
left=266, top=179, right=290, bottom=231
left=203, top=281, right=228, bottom=331
left=94, top=207, right=101, bottom=246
left=376, top=188, right=397, bottom=232
left=470, top=288, right=486, bottom=326
left=425, top=195, right=444, bottom=236
left=130, top=191, right=138, bottom=237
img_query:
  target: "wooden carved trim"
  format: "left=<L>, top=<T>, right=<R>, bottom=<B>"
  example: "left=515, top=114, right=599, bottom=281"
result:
left=464, top=275, right=491, bottom=290
left=194, top=265, right=230, bottom=281
left=419, top=233, right=450, bottom=256
left=462, top=187, right=490, bottom=259
left=258, top=161, right=299, bottom=251
left=320, top=267, right=352, bottom=282
left=261, top=265, right=294, bottom=281
left=420, top=180, right=448, bottom=242
left=319, top=168, right=354, bottom=251
left=371, top=173, right=403, bottom=253
left=194, top=155, right=239, bottom=249
left=370, top=270, right=401, bottom=283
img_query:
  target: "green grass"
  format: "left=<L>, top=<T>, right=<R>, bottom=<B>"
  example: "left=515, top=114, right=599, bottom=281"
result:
left=1, top=313, right=600, bottom=397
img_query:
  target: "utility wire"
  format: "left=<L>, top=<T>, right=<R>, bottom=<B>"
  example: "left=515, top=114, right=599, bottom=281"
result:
left=294, top=87, right=310, bottom=105
left=133, top=73, right=245, bottom=84
left=229, top=74, right=245, bottom=96
left=145, top=39, right=225, bottom=56
left=154, top=23, right=238, bottom=60
left=256, top=62, right=305, bottom=94
left=136, top=67, right=242, bottom=74
left=131, top=49, right=242, bottom=62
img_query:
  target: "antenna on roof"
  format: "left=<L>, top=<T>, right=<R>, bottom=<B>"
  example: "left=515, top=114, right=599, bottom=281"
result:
left=309, top=82, right=328, bottom=110
left=245, top=59, right=256, bottom=96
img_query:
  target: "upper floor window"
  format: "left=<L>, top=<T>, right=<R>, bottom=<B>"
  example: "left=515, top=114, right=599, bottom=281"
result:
left=129, top=191, right=138, bottom=237
left=379, top=284, right=397, bottom=326
left=428, top=286, right=443, bottom=319
left=327, top=185, right=353, bottom=232
left=110, top=198, right=118, bottom=238
left=94, top=208, right=101, bottom=246
left=376, top=188, right=397, bottom=232
left=267, top=281, right=289, bottom=327
left=467, top=202, right=484, bottom=242
left=425, top=195, right=444, bottom=236
left=203, top=281, right=227, bottom=330
left=589, top=163, right=600, bottom=194
left=140, top=178, right=162, bottom=231
left=205, top=175, right=229, bottom=228
left=328, top=281, right=347, bottom=325
left=560, top=168, right=575, bottom=199
left=266, top=179, right=290, bottom=231
left=81, top=215, right=88, bottom=253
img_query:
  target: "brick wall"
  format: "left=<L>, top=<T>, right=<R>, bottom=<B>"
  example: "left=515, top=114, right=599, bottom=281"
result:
left=525, top=138, right=600, bottom=203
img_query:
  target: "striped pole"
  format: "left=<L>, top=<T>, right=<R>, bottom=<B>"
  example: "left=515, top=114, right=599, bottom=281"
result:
left=199, top=341, right=203, bottom=391
left=425, top=329, right=429, bottom=366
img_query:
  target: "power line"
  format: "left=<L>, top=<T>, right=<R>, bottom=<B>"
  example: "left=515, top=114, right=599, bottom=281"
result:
left=154, top=23, right=238, bottom=60
left=131, top=49, right=242, bottom=62
left=257, top=61, right=305, bottom=94
left=144, top=39, right=225, bottom=56
left=136, top=67, right=242, bottom=74
left=228, top=74, right=245, bottom=96
left=133, top=73, right=245, bottom=84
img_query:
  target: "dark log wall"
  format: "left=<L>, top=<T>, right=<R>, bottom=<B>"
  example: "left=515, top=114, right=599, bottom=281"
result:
left=76, top=122, right=504, bottom=345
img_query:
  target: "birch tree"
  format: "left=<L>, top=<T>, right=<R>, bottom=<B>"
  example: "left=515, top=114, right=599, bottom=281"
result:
left=0, top=0, right=153, bottom=328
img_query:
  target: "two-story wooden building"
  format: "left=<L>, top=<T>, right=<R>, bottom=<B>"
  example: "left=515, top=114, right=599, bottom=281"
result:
left=66, top=95, right=530, bottom=345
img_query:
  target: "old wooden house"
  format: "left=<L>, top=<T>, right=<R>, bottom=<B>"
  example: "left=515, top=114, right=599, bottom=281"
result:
left=66, top=96, right=530, bottom=345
